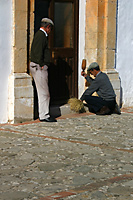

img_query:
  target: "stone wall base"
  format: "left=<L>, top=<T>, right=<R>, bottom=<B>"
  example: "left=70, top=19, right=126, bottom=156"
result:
left=8, top=73, right=33, bottom=123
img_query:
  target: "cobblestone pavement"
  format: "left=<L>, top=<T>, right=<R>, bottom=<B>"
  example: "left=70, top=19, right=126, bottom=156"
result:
left=0, top=108, right=133, bottom=200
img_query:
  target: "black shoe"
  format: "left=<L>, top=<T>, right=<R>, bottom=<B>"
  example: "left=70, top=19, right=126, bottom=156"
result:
left=113, top=103, right=121, bottom=115
left=40, top=117, right=57, bottom=122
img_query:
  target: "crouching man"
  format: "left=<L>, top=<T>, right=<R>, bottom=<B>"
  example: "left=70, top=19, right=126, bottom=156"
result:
left=80, top=62, right=121, bottom=115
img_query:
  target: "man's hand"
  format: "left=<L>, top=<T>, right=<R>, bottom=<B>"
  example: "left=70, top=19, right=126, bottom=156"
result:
left=81, top=71, right=87, bottom=77
left=87, top=71, right=90, bottom=76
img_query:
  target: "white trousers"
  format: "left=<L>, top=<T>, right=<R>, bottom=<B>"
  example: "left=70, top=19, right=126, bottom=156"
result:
left=30, top=62, right=50, bottom=120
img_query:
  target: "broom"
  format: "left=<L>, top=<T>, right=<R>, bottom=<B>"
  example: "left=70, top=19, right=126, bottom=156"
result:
left=68, top=98, right=86, bottom=113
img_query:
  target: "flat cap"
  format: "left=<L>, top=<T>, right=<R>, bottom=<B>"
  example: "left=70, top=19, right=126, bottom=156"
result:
left=87, top=62, right=99, bottom=71
left=41, top=18, right=54, bottom=26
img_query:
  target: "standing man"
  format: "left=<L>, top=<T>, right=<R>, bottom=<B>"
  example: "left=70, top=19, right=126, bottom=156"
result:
left=80, top=62, right=121, bottom=115
left=30, top=18, right=57, bottom=122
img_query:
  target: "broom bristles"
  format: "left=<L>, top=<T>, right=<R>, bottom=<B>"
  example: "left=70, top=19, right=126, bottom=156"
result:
left=68, top=98, right=86, bottom=113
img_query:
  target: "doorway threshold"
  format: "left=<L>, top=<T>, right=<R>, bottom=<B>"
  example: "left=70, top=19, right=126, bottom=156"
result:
left=50, top=99, right=72, bottom=118
left=50, top=101, right=89, bottom=118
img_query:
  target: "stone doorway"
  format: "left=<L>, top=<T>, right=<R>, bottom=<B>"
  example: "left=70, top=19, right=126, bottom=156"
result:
left=32, top=0, right=79, bottom=119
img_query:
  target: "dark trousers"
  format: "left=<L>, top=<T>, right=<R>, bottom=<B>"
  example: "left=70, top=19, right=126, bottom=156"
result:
left=84, top=95, right=116, bottom=114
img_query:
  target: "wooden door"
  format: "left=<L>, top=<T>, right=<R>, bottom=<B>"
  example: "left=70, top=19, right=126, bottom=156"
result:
left=34, top=0, right=79, bottom=105
left=48, top=0, right=79, bottom=104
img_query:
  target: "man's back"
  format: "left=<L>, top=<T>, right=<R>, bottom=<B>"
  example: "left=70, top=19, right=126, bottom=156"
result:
left=31, top=30, right=50, bottom=67
left=96, top=72, right=116, bottom=101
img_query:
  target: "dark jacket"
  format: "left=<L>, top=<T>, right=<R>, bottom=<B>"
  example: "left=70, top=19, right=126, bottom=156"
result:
left=30, top=30, right=50, bottom=67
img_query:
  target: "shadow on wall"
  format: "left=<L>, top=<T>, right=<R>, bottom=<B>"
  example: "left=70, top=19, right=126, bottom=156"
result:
left=48, top=57, right=73, bottom=103
left=32, top=80, right=39, bottom=120
left=119, top=77, right=123, bottom=108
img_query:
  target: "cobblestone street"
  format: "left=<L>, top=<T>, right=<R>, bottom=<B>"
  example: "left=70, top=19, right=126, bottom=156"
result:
left=0, top=108, right=133, bottom=200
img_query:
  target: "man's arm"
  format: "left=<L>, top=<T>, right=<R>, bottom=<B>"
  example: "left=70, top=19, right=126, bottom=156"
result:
left=81, top=71, right=93, bottom=83
left=80, top=78, right=100, bottom=101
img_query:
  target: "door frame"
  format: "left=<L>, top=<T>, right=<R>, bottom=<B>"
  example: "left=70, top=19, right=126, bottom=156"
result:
left=28, top=0, right=79, bottom=99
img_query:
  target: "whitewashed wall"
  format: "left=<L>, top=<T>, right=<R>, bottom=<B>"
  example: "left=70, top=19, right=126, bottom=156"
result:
left=116, top=0, right=133, bottom=107
left=0, top=0, right=12, bottom=123
left=78, top=0, right=86, bottom=99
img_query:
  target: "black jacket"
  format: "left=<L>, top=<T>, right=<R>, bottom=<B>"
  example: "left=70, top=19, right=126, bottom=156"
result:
left=30, top=30, right=50, bottom=67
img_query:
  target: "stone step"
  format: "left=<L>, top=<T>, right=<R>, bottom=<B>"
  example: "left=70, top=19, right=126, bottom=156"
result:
left=50, top=104, right=88, bottom=118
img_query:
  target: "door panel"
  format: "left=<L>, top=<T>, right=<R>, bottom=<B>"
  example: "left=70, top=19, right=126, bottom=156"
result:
left=54, top=2, right=73, bottom=48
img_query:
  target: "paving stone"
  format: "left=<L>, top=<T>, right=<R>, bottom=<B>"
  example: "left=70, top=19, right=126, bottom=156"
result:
left=0, top=191, right=35, bottom=200
left=89, top=172, right=108, bottom=179
left=72, top=176, right=92, bottom=186
left=38, top=163, right=68, bottom=171
left=107, top=185, right=132, bottom=195
left=90, top=191, right=106, bottom=199
left=123, top=180, right=133, bottom=187
left=122, top=164, right=133, bottom=172
left=74, top=165, right=92, bottom=174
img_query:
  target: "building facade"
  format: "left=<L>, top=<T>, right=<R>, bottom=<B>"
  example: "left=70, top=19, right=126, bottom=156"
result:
left=0, top=0, right=132, bottom=124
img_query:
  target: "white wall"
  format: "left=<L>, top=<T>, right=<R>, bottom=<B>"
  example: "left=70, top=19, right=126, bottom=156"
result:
left=78, top=0, right=86, bottom=99
left=0, top=0, right=12, bottom=123
left=116, top=0, right=133, bottom=107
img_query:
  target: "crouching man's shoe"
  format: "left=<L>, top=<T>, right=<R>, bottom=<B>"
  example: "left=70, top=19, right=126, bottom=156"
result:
left=40, top=117, right=57, bottom=122
left=96, top=106, right=111, bottom=115
left=113, top=103, right=121, bottom=115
